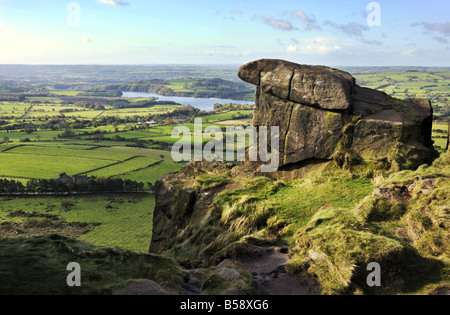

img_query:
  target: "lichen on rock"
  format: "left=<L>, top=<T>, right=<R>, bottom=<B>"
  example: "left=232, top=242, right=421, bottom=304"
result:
left=238, top=59, right=437, bottom=173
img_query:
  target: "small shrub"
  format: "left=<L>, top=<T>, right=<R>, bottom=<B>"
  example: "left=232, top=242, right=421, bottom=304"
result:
left=61, top=201, right=74, bottom=211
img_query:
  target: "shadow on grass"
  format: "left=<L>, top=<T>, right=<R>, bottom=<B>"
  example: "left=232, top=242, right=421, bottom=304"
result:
left=0, top=234, right=185, bottom=295
left=350, top=247, right=446, bottom=295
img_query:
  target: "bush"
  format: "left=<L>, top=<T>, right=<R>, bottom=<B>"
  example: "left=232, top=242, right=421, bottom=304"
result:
left=61, top=201, right=74, bottom=211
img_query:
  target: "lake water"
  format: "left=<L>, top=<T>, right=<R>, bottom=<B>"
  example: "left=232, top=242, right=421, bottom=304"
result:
left=121, top=91, right=254, bottom=112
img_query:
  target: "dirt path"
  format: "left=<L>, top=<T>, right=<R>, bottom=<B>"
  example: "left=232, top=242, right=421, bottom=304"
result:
left=115, top=243, right=322, bottom=296
left=223, top=244, right=321, bottom=295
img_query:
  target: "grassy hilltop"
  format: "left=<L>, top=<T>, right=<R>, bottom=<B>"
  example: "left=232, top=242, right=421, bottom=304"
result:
left=0, top=68, right=448, bottom=295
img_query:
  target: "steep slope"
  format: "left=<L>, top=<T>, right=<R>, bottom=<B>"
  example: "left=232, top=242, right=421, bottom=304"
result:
left=149, top=60, right=448, bottom=295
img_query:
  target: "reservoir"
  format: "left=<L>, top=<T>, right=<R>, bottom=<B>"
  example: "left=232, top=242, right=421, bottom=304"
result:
left=121, top=91, right=254, bottom=112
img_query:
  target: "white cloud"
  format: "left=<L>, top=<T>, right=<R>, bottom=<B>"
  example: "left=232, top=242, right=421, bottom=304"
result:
left=287, top=45, right=298, bottom=52
left=324, top=20, right=382, bottom=46
left=97, top=0, right=129, bottom=6
left=411, top=22, right=450, bottom=36
left=253, top=14, right=296, bottom=31
left=287, top=37, right=342, bottom=55
left=291, top=10, right=315, bottom=24
left=81, top=36, right=92, bottom=43
left=290, top=10, right=321, bottom=31
left=432, top=36, right=448, bottom=44
left=401, top=48, right=417, bottom=57
left=0, top=21, right=16, bottom=33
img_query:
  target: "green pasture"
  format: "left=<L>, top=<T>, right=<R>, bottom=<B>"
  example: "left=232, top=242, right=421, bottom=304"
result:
left=117, top=162, right=182, bottom=187
left=93, top=146, right=175, bottom=162
left=0, top=194, right=155, bottom=253
left=432, top=123, right=449, bottom=151
left=0, top=153, right=115, bottom=179
left=4, top=145, right=134, bottom=161
left=86, top=156, right=159, bottom=178
left=0, top=102, right=30, bottom=117
left=201, top=110, right=253, bottom=122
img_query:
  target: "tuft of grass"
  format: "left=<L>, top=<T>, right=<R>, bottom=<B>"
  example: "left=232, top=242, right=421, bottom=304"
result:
left=0, top=194, right=156, bottom=253
left=195, top=174, right=231, bottom=190
left=0, top=234, right=185, bottom=295
left=286, top=207, right=405, bottom=294
left=286, top=151, right=450, bottom=295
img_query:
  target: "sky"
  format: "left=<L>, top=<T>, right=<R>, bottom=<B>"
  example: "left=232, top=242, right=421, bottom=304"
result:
left=0, top=0, right=449, bottom=66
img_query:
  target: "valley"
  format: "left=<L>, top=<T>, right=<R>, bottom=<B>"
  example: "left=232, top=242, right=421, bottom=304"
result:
left=0, top=64, right=448, bottom=295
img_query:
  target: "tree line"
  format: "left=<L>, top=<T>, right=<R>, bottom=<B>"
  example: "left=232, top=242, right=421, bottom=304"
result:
left=0, top=176, right=149, bottom=195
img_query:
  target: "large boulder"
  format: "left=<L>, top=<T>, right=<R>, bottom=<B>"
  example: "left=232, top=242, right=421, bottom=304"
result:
left=148, top=172, right=197, bottom=254
left=238, top=59, right=437, bottom=171
left=149, top=161, right=235, bottom=258
left=239, top=59, right=355, bottom=110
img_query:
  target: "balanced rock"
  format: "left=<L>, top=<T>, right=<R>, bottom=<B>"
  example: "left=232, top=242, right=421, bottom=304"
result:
left=238, top=59, right=437, bottom=171
left=239, top=59, right=355, bottom=110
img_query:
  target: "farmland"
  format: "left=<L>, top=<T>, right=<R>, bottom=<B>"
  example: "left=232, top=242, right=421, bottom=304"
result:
left=354, top=70, right=449, bottom=152
left=0, top=194, right=155, bottom=252
left=0, top=66, right=448, bottom=253
left=354, top=71, right=450, bottom=120
left=0, top=71, right=256, bottom=252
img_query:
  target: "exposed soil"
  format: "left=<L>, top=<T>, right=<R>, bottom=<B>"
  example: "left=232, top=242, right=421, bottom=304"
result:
left=220, top=244, right=321, bottom=295
left=0, top=218, right=100, bottom=238
left=429, top=287, right=450, bottom=295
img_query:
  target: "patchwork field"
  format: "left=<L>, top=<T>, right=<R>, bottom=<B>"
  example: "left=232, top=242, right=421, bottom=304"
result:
left=0, top=68, right=447, bottom=259
left=354, top=71, right=450, bottom=117
left=86, top=157, right=159, bottom=178
left=432, top=123, right=449, bottom=152
left=118, top=162, right=182, bottom=184
left=0, top=152, right=114, bottom=180
left=0, top=194, right=155, bottom=252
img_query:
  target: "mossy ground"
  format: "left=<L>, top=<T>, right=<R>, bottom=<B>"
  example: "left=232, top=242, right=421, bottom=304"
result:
left=0, top=234, right=185, bottom=295
left=191, top=151, right=450, bottom=295
left=1, top=152, right=448, bottom=295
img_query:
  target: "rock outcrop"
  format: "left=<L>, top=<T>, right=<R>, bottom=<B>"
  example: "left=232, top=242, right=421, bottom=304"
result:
left=148, top=60, right=446, bottom=295
left=150, top=60, right=439, bottom=259
left=238, top=59, right=437, bottom=171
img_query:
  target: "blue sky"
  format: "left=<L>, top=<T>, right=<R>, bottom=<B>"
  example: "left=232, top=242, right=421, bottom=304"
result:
left=0, top=0, right=449, bottom=66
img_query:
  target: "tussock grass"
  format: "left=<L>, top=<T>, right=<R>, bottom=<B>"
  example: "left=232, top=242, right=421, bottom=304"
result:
left=188, top=151, right=449, bottom=295
left=285, top=151, right=450, bottom=294
left=0, top=194, right=156, bottom=253
left=195, top=174, right=231, bottom=190
left=0, top=234, right=185, bottom=295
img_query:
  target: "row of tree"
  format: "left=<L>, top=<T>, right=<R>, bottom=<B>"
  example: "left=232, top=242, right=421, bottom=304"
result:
left=0, top=176, right=148, bottom=194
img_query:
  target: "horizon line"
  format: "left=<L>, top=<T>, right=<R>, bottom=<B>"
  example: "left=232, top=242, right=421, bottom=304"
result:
left=0, top=64, right=450, bottom=68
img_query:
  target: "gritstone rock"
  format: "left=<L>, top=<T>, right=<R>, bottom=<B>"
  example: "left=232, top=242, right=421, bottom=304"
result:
left=238, top=59, right=437, bottom=170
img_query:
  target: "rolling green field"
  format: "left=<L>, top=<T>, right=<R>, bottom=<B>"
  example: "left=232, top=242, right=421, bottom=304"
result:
left=118, top=162, right=182, bottom=185
left=4, top=145, right=134, bottom=161
left=0, top=194, right=155, bottom=252
left=94, top=146, right=175, bottom=161
left=0, top=152, right=115, bottom=179
left=433, top=123, right=449, bottom=151
left=354, top=71, right=450, bottom=117
left=0, top=92, right=246, bottom=251
left=86, top=157, right=159, bottom=178
left=0, top=69, right=448, bottom=256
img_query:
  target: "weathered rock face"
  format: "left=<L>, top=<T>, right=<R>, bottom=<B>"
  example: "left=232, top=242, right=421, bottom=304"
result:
left=149, top=160, right=235, bottom=256
left=149, top=59, right=440, bottom=274
left=149, top=172, right=197, bottom=254
left=239, top=59, right=355, bottom=110
left=238, top=59, right=437, bottom=170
